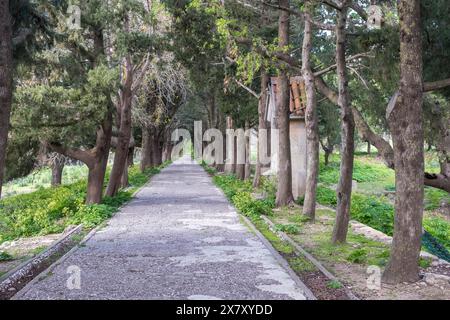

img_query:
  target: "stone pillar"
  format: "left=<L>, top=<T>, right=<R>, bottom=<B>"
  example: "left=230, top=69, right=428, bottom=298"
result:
left=290, top=116, right=307, bottom=200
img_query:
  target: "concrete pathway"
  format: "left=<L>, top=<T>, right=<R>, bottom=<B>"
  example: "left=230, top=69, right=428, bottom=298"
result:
left=15, top=157, right=312, bottom=300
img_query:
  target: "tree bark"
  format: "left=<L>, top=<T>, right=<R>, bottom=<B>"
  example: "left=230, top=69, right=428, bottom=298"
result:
left=141, top=127, right=154, bottom=171
left=235, top=132, right=245, bottom=180
left=253, top=72, right=269, bottom=188
left=332, top=3, right=355, bottom=244
left=275, top=0, right=294, bottom=207
left=225, top=116, right=235, bottom=174
left=51, top=161, right=64, bottom=187
left=382, top=0, right=424, bottom=284
left=151, top=132, right=163, bottom=166
left=0, top=1, right=13, bottom=198
left=302, top=4, right=320, bottom=221
left=85, top=111, right=112, bottom=204
left=244, top=121, right=251, bottom=180
left=120, top=146, right=134, bottom=188
left=106, top=54, right=133, bottom=197
left=48, top=111, right=112, bottom=204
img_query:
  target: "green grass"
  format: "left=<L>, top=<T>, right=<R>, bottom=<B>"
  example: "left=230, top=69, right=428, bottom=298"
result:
left=0, top=251, right=13, bottom=261
left=274, top=223, right=301, bottom=235
left=0, top=163, right=168, bottom=244
left=327, top=280, right=344, bottom=290
left=318, top=154, right=450, bottom=253
left=3, top=165, right=89, bottom=198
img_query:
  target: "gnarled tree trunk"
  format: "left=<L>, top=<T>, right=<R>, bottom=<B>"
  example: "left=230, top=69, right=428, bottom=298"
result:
left=383, top=0, right=424, bottom=284
left=275, top=0, right=294, bottom=207
left=332, top=3, right=355, bottom=244
left=49, top=111, right=112, bottom=204
left=106, top=55, right=133, bottom=197
left=0, top=1, right=13, bottom=198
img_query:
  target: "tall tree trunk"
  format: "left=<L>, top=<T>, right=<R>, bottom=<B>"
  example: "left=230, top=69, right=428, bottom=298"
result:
left=151, top=133, right=163, bottom=166
left=86, top=158, right=107, bottom=204
left=50, top=111, right=112, bottom=204
left=0, top=1, right=13, bottom=198
left=332, top=3, right=355, bottom=244
left=51, top=161, right=64, bottom=187
left=367, top=141, right=371, bottom=155
left=324, top=147, right=333, bottom=166
left=244, top=121, right=251, bottom=180
left=120, top=146, right=133, bottom=188
left=302, top=4, right=320, bottom=221
left=106, top=55, right=133, bottom=197
left=141, top=127, right=153, bottom=171
left=253, top=72, right=269, bottom=188
left=275, top=0, right=294, bottom=207
left=86, top=111, right=112, bottom=204
left=225, top=116, right=235, bottom=174
left=235, top=133, right=245, bottom=180
left=382, top=0, right=424, bottom=284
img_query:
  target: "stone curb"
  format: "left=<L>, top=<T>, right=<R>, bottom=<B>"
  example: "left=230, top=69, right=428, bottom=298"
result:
left=261, top=215, right=360, bottom=301
left=0, top=224, right=83, bottom=300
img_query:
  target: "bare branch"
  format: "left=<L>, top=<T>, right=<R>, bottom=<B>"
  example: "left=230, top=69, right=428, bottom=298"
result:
left=313, top=52, right=373, bottom=77
left=262, top=1, right=335, bottom=30
left=424, top=78, right=450, bottom=92
left=235, top=79, right=260, bottom=99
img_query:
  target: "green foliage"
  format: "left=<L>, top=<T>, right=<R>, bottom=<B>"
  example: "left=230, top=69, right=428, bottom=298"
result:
left=0, top=251, right=13, bottom=262
left=3, top=165, right=89, bottom=198
left=274, top=224, right=300, bottom=235
left=201, top=161, right=217, bottom=176
left=350, top=194, right=394, bottom=236
left=423, top=217, right=450, bottom=251
left=289, top=256, right=316, bottom=273
left=213, top=175, right=252, bottom=200
left=346, top=248, right=368, bottom=264
left=316, top=155, right=450, bottom=253
left=419, top=257, right=432, bottom=269
left=316, top=186, right=337, bottom=207
left=424, top=187, right=450, bottom=211
left=260, top=177, right=277, bottom=207
left=319, top=156, right=391, bottom=185
left=0, top=164, right=167, bottom=244
left=327, top=280, right=343, bottom=290
left=232, top=192, right=273, bottom=218
left=212, top=173, right=274, bottom=218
